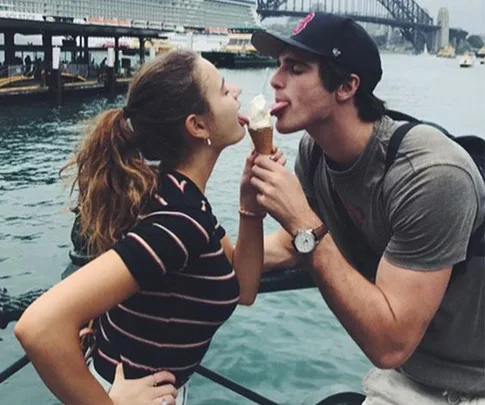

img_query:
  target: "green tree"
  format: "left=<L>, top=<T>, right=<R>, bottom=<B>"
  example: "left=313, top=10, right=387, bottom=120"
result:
left=467, top=35, right=484, bottom=49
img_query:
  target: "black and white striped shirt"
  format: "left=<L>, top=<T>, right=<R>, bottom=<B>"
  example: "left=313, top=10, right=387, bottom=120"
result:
left=92, top=171, right=240, bottom=388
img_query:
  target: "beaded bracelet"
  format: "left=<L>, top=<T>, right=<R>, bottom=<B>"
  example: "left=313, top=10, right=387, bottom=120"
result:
left=238, top=208, right=267, bottom=219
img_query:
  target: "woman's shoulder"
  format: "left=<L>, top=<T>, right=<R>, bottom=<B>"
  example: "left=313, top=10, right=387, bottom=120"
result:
left=139, top=171, right=220, bottom=237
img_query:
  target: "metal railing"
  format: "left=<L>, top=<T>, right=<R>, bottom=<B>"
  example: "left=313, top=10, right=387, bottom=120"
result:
left=0, top=267, right=365, bottom=405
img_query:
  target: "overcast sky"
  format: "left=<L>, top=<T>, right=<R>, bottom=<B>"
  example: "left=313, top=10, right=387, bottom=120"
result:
left=411, top=0, right=484, bottom=34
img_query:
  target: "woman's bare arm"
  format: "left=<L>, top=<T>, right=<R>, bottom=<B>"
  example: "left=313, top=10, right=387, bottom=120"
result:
left=15, top=250, right=139, bottom=405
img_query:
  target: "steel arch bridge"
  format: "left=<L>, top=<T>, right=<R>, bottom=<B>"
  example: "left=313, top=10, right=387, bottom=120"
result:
left=256, top=0, right=442, bottom=53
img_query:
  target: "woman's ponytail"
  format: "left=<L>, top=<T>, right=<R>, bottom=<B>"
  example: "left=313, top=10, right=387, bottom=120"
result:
left=62, top=108, right=158, bottom=257
left=62, top=49, right=210, bottom=256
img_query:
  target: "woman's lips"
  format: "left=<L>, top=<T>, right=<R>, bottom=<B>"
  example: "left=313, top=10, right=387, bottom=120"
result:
left=270, top=101, right=289, bottom=116
left=237, top=113, right=250, bottom=126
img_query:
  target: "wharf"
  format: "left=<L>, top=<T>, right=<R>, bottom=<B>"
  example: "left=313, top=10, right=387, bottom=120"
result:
left=0, top=78, right=132, bottom=105
left=0, top=16, right=163, bottom=104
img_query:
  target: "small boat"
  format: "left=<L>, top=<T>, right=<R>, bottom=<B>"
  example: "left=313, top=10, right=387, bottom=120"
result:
left=476, top=46, right=485, bottom=65
left=459, top=53, right=474, bottom=68
left=201, top=50, right=277, bottom=69
left=437, top=44, right=456, bottom=59
left=201, top=26, right=277, bottom=69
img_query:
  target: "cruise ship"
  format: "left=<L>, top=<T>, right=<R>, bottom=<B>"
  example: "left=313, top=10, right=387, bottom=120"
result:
left=0, top=0, right=261, bottom=51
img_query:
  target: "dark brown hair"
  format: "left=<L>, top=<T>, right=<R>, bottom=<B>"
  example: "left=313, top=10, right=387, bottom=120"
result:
left=318, top=58, right=386, bottom=122
left=62, top=49, right=210, bottom=256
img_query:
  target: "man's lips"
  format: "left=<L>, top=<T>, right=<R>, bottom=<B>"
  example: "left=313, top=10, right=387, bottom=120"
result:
left=270, top=101, right=289, bottom=116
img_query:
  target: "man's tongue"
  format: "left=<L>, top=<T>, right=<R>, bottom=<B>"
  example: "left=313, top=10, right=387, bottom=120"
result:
left=270, top=101, right=289, bottom=116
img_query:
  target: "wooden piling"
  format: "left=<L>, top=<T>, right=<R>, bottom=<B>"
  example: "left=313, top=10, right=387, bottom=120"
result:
left=106, top=48, right=116, bottom=100
left=50, top=47, right=62, bottom=106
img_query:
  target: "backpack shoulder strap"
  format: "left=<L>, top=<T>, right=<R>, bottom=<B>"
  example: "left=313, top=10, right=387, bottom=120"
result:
left=385, top=109, right=420, bottom=122
left=385, top=122, right=421, bottom=173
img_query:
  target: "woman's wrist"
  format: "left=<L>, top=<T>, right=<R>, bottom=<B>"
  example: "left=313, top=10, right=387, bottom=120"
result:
left=238, top=207, right=267, bottom=219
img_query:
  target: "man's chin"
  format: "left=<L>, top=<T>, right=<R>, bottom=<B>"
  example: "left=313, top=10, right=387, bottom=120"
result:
left=275, top=120, right=302, bottom=134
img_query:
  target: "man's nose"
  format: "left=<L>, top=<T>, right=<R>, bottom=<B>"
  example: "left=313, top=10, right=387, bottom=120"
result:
left=270, top=69, right=283, bottom=89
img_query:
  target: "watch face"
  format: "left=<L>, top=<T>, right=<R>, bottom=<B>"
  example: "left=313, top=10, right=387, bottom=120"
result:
left=294, top=230, right=316, bottom=254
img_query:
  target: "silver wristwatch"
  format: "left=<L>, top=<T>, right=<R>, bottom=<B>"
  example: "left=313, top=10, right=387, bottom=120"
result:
left=291, top=224, right=327, bottom=254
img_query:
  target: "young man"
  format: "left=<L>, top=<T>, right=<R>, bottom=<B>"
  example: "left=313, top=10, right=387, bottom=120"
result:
left=250, top=12, right=485, bottom=404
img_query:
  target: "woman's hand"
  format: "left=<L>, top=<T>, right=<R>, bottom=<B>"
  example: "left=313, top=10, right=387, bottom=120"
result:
left=240, top=148, right=286, bottom=212
left=109, top=363, right=178, bottom=405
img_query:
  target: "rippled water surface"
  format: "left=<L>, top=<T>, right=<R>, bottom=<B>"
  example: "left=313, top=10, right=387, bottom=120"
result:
left=0, top=54, right=484, bottom=404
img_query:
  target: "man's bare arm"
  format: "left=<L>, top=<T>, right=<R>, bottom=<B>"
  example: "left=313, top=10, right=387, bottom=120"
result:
left=264, top=227, right=299, bottom=270
left=263, top=193, right=321, bottom=271
left=310, top=234, right=452, bottom=368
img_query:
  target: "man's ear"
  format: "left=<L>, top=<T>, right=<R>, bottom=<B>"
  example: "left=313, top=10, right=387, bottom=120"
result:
left=336, top=73, right=360, bottom=103
left=184, top=113, right=209, bottom=141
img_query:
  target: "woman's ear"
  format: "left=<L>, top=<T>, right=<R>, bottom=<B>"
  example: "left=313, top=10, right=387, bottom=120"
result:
left=184, top=114, right=209, bottom=142
left=336, top=73, right=360, bottom=103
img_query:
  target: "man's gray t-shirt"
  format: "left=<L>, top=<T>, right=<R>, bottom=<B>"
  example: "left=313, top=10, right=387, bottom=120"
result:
left=295, top=116, right=485, bottom=394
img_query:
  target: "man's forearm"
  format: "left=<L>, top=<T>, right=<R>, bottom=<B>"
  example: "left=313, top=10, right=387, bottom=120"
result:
left=309, top=234, right=412, bottom=368
left=263, top=229, right=298, bottom=270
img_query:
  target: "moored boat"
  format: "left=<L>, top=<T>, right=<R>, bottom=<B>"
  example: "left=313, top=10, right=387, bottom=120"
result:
left=476, top=46, right=485, bottom=64
left=459, top=53, right=474, bottom=68
left=201, top=27, right=277, bottom=69
left=437, top=44, right=456, bottom=58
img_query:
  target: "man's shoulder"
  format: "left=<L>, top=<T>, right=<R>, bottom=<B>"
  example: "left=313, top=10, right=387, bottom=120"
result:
left=298, top=132, right=315, bottom=152
left=393, top=123, right=479, bottom=175
left=296, top=132, right=316, bottom=168
left=374, top=115, right=401, bottom=141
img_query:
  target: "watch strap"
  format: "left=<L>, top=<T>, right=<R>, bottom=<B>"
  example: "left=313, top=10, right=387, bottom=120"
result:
left=311, top=223, right=327, bottom=241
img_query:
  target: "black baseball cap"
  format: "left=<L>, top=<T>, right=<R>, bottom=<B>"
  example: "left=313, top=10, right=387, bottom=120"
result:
left=251, top=12, right=383, bottom=92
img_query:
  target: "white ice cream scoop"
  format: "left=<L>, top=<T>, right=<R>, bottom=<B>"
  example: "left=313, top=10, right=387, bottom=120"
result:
left=247, top=94, right=272, bottom=130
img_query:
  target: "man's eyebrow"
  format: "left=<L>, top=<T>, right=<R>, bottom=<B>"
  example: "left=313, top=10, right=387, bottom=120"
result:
left=279, top=56, right=308, bottom=66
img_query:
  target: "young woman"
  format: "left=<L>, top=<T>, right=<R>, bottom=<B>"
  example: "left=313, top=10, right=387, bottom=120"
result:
left=15, top=49, right=284, bottom=405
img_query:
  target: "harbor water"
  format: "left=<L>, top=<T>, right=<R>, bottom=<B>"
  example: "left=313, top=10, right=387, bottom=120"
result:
left=0, top=53, right=484, bottom=404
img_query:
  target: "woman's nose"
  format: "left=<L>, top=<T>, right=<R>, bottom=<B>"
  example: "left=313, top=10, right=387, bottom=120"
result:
left=227, top=83, right=241, bottom=98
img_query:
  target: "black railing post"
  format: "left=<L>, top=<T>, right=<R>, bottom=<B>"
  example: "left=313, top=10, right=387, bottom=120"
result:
left=0, top=355, right=30, bottom=384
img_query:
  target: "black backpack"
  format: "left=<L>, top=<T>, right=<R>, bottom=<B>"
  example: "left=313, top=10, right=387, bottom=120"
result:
left=309, top=110, right=485, bottom=281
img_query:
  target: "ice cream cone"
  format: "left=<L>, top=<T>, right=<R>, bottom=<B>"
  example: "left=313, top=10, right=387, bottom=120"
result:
left=249, top=126, right=273, bottom=154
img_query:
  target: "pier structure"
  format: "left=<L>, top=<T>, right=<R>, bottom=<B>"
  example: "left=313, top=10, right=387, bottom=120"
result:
left=0, top=17, right=165, bottom=104
left=0, top=17, right=165, bottom=72
left=0, top=0, right=260, bottom=103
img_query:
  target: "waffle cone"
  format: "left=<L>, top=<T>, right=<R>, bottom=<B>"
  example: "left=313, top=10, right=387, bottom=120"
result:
left=249, top=126, right=273, bottom=154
